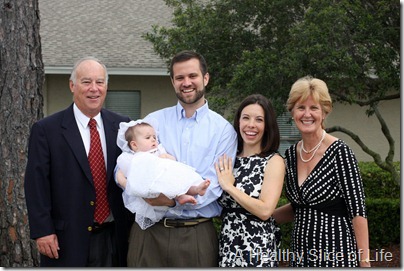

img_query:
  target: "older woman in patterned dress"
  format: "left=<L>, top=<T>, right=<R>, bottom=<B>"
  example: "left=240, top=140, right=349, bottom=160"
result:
left=273, top=76, right=370, bottom=267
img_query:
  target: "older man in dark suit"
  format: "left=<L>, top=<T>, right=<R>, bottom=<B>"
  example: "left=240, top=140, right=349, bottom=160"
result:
left=24, top=57, right=132, bottom=267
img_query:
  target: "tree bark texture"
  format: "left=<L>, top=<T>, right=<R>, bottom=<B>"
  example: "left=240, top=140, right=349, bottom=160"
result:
left=0, top=0, right=44, bottom=266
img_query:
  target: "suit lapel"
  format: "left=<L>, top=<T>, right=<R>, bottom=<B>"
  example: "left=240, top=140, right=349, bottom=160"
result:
left=101, top=109, right=118, bottom=184
left=62, top=104, right=93, bottom=183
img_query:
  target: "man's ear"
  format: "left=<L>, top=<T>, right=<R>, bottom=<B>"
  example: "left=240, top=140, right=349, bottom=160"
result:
left=203, top=72, right=210, bottom=87
left=69, top=80, right=75, bottom=93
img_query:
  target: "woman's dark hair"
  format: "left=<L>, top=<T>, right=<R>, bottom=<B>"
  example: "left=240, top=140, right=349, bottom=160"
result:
left=169, top=50, right=208, bottom=78
left=233, top=94, right=280, bottom=157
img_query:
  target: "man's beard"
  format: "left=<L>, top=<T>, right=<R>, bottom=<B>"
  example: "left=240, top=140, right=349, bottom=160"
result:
left=176, top=87, right=205, bottom=105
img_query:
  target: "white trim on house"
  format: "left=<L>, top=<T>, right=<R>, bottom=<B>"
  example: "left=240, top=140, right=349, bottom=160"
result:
left=45, top=66, right=169, bottom=76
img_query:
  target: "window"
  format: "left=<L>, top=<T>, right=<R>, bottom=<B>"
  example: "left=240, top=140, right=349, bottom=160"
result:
left=104, top=91, right=140, bottom=120
left=277, top=112, right=301, bottom=156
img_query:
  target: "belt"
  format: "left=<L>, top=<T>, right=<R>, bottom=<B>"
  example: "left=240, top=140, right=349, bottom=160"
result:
left=92, top=221, right=115, bottom=233
left=160, top=218, right=211, bottom=228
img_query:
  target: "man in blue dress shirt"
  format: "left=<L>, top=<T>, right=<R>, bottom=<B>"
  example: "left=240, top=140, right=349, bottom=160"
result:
left=123, top=51, right=237, bottom=267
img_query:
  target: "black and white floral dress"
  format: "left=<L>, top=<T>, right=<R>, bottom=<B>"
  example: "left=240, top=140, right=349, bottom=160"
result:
left=285, top=140, right=367, bottom=267
left=218, top=153, right=281, bottom=267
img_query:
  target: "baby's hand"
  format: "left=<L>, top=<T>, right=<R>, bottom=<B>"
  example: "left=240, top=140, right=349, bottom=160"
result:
left=116, top=169, right=127, bottom=189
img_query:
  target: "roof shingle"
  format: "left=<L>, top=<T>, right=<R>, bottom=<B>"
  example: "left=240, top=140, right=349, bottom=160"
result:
left=39, top=0, right=173, bottom=73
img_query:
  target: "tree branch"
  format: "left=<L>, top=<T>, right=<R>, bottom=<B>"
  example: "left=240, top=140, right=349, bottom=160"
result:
left=373, top=105, right=395, bottom=162
left=327, top=106, right=400, bottom=186
left=332, top=92, right=400, bottom=106
left=325, top=126, right=382, bottom=163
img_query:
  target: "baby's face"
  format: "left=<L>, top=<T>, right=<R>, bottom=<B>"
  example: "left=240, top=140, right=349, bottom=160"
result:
left=132, top=125, right=158, bottom=152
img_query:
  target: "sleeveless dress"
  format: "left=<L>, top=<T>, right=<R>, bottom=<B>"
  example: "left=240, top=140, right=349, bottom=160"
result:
left=285, top=140, right=367, bottom=267
left=218, top=153, right=281, bottom=267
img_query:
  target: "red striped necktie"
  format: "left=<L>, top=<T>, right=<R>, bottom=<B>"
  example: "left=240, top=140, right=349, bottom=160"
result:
left=88, top=118, right=110, bottom=224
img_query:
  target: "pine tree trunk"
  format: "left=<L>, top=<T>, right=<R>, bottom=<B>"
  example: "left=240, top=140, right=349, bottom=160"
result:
left=0, top=0, right=44, bottom=267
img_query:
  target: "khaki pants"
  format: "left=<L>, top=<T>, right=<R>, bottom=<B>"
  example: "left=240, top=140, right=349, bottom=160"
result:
left=127, top=220, right=218, bottom=267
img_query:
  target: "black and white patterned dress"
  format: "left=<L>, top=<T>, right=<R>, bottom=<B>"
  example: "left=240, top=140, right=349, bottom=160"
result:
left=285, top=140, right=367, bottom=267
left=218, top=153, right=281, bottom=267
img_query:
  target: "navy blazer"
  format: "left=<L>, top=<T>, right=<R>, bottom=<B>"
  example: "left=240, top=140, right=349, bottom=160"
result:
left=24, top=104, right=132, bottom=267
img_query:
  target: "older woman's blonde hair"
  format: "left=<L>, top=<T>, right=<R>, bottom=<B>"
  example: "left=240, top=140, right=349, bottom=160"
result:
left=286, top=76, right=333, bottom=128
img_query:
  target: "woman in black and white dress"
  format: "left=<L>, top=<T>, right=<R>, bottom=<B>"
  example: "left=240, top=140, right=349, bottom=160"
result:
left=215, top=94, right=285, bottom=267
left=273, top=76, right=370, bottom=267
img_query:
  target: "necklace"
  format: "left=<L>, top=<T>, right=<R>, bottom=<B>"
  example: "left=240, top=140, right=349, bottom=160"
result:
left=301, top=130, right=326, bottom=153
left=299, top=130, right=326, bottom=163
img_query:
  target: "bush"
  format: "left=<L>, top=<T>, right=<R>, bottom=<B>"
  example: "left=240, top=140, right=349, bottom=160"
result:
left=359, top=161, right=400, bottom=199
left=366, top=198, right=400, bottom=248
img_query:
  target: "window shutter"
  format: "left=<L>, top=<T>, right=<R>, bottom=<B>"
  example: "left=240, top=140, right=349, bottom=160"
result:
left=277, top=112, right=301, bottom=156
left=105, top=91, right=140, bottom=120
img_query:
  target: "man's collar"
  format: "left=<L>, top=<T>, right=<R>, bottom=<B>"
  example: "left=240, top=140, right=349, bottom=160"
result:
left=73, top=103, right=102, bottom=128
left=176, top=99, right=209, bottom=122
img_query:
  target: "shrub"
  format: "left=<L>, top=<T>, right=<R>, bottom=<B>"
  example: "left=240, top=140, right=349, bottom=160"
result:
left=359, top=162, right=400, bottom=199
left=366, top=198, right=400, bottom=248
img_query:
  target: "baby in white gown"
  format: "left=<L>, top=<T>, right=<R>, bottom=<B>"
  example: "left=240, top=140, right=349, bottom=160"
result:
left=116, top=119, right=210, bottom=229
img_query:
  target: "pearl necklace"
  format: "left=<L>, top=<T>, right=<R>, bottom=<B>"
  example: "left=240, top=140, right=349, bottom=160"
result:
left=299, top=130, right=326, bottom=163
left=301, top=130, right=326, bottom=153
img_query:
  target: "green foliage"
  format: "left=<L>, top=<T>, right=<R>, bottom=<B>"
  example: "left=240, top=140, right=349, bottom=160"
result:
left=285, top=0, right=400, bottom=106
left=212, top=217, right=222, bottom=237
left=359, top=161, right=400, bottom=199
left=144, top=0, right=399, bottom=114
left=143, top=0, right=312, bottom=115
left=366, top=198, right=400, bottom=248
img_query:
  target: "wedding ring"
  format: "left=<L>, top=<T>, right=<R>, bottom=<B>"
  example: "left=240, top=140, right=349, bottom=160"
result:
left=220, top=167, right=224, bottom=171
